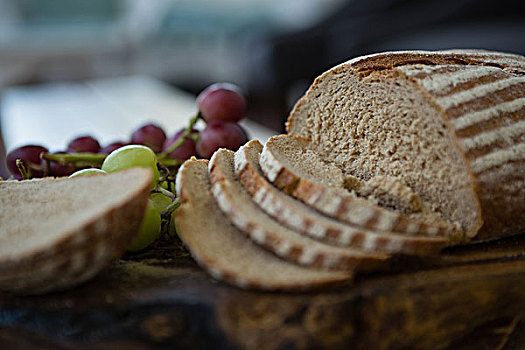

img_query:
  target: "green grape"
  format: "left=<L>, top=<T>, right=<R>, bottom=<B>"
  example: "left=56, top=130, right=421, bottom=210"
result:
left=150, top=192, right=172, bottom=214
left=127, top=199, right=161, bottom=252
left=101, top=145, right=159, bottom=189
left=69, top=168, right=107, bottom=178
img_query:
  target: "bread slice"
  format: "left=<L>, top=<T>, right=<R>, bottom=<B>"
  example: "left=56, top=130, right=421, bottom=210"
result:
left=235, top=140, right=448, bottom=255
left=286, top=49, right=525, bottom=241
left=0, top=168, right=152, bottom=293
left=260, top=135, right=461, bottom=242
left=0, top=230, right=126, bottom=293
left=209, top=148, right=389, bottom=271
left=174, top=158, right=353, bottom=290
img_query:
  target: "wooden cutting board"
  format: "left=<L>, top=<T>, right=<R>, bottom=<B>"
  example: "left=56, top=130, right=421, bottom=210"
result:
left=2, top=233, right=525, bottom=350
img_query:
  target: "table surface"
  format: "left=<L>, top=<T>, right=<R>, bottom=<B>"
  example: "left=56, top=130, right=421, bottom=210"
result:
left=2, top=234, right=525, bottom=349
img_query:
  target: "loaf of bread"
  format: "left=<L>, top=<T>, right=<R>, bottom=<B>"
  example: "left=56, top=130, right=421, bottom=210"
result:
left=286, top=49, right=525, bottom=241
left=0, top=168, right=152, bottom=293
left=174, top=49, right=524, bottom=291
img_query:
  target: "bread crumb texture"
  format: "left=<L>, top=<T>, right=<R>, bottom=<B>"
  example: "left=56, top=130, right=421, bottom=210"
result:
left=287, top=50, right=525, bottom=239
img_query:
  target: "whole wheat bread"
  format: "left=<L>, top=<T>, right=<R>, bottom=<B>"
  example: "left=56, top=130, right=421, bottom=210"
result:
left=209, top=149, right=389, bottom=271
left=260, top=135, right=462, bottom=241
left=174, top=158, right=353, bottom=290
left=286, top=49, right=525, bottom=241
left=235, top=140, right=448, bottom=255
left=0, top=168, right=152, bottom=293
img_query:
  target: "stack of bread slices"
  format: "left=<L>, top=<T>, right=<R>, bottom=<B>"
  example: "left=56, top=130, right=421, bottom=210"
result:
left=175, top=49, right=525, bottom=291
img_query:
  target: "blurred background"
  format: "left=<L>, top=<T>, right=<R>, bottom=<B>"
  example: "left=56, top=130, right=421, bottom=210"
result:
left=0, top=0, right=524, bottom=178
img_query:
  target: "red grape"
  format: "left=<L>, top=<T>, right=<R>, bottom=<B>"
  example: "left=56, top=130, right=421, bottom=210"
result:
left=197, top=83, right=247, bottom=123
left=67, top=135, right=100, bottom=153
left=100, top=142, right=127, bottom=155
left=163, top=128, right=198, bottom=161
left=131, top=123, right=166, bottom=153
left=46, top=152, right=75, bottom=177
left=6, top=145, right=48, bottom=177
left=196, top=122, right=248, bottom=159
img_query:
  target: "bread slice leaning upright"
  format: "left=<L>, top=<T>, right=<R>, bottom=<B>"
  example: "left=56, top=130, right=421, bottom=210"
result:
left=0, top=168, right=152, bottom=294
left=261, top=135, right=461, bottom=241
left=236, top=140, right=448, bottom=255
left=174, top=158, right=352, bottom=291
left=286, top=49, right=525, bottom=241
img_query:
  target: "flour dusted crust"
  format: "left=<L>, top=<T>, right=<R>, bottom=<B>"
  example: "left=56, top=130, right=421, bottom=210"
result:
left=235, top=140, right=448, bottom=255
left=209, top=149, right=389, bottom=271
left=286, top=49, right=525, bottom=241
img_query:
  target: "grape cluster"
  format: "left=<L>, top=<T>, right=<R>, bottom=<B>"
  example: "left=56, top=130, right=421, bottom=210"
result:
left=4, top=82, right=250, bottom=253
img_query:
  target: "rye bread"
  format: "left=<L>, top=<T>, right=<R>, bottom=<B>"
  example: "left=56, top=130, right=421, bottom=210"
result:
left=209, top=149, right=389, bottom=271
left=235, top=140, right=448, bottom=255
left=260, top=135, right=462, bottom=241
left=0, top=168, right=152, bottom=293
left=286, top=49, right=525, bottom=241
left=174, top=158, right=353, bottom=290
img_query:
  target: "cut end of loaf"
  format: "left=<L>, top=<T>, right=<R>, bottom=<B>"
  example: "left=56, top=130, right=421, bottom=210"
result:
left=287, top=53, right=489, bottom=239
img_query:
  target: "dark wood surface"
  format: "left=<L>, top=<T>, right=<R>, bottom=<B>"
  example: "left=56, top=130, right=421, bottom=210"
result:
left=2, top=234, right=525, bottom=350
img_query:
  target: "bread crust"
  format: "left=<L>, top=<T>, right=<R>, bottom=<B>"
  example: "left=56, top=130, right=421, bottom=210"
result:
left=0, top=168, right=152, bottom=294
left=286, top=49, right=525, bottom=240
left=235, top=140, right=448, bottom=255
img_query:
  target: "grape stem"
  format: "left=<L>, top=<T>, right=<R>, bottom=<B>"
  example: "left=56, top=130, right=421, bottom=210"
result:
left=42, top=152, right=106, bottom=167
left=16, top=159, right=30, bottom=180
left=159, top=111, right=201, bottom=158
left=152, top=185, right=180, bottom=238
left=161, top=197, right=180, bottom=218
left=158, top=158, right=185, bottom=167
left=153, top=186, right=177, bottom=201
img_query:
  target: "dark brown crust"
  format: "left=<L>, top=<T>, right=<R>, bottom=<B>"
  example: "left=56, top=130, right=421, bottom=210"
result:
left=346, top=50, right=525, bottom=74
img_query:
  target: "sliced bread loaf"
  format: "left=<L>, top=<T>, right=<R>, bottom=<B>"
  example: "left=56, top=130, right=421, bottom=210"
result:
left=286, top=49, right=525, bottom=240
left=235, top=140, right=448, bottom=255
left=209, top=149, right=389, bottom=271
left=174, top=158, right=353, bottom=290
left=0, top=168, right=152, bottom=293
left=260, top=135, right=462, bottom=241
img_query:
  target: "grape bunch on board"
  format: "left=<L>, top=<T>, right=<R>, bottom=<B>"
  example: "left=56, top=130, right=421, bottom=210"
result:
left=4, top=83, right=250, bottom=253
